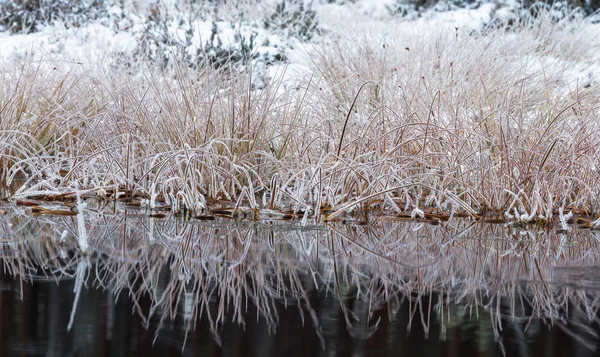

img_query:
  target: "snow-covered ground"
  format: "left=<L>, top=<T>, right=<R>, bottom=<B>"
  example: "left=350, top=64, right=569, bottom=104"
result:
left=2, top=0, right=597, bottom=82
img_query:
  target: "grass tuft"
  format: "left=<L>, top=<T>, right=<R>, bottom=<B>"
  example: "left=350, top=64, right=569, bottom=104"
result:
left=2, top=6, right=600, bottom=225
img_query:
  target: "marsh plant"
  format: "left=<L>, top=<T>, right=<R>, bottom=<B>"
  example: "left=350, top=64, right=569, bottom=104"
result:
left=1, top=3, right=600, bottom=226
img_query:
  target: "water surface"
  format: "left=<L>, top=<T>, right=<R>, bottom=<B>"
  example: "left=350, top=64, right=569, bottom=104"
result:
left=2, top=204, right=600, bottom=356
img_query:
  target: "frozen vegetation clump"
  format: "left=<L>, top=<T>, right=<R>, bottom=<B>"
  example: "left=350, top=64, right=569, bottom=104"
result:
left=386, top=0, right=600, bottom=19
left=0, top=0, right=110, bottom=33
left=1, top=0, right=600, bottom=225
left=485, top=0, right=591, bottom=28
left=264, top=0, right=320, bottom=41
left=137, top=4, right=257, bottom=69
left=0, top=0, right=321, bottom=69
left=135, top=0, right=321, bottom=69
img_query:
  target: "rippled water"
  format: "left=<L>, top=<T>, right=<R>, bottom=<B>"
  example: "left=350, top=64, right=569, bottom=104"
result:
left=2, top=203, right=600, bottom=356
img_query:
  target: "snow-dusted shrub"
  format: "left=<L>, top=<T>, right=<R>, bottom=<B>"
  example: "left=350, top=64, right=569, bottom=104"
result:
left=136, top=0, right=320, bottom=69
left=386, top=0, right=481, bottom=16
left=385, top=0, right=598, bottom=18
left=485, top=0, right=588, bottom=29
left=264, top=0, right=320, bottom=41
left=0, top=0, right=109, bottom=33
left=136, top=3, right=259, bottom=69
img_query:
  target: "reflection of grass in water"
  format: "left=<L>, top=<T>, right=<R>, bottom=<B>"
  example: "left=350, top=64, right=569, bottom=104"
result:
left=2, top=206, right=600, bottom=349
left=1, top=7, right=600, bottom=227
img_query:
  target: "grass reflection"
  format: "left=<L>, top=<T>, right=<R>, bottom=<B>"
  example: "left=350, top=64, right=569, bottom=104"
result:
left=1, top=203, right=600, bottom=352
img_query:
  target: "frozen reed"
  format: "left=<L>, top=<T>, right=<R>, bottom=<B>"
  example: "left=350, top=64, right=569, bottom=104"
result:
left=1, top=7, right=599, bottom=224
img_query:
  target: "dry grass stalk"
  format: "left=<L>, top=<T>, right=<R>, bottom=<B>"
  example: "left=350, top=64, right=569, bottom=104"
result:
left=1, top=8, right=599, bottom=225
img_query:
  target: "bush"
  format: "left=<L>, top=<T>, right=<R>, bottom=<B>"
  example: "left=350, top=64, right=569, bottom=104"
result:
left=385, top=0, right=599, bottom=17
left=136, top=1, right=320, bottom=69
left=265, top=0, right=320, bottom=41
left=136, top=4, right=260, bottom=69
left=0, top=0, right=109, bottom=33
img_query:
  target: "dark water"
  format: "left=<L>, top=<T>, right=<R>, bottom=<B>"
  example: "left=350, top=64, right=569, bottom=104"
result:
left=2, top=270, right=600, bottom=357
left=2, top=204, right=600, bottom=356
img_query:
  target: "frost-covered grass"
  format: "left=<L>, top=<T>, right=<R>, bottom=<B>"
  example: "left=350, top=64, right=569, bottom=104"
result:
left=1, top=1, right=600, bottom=225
